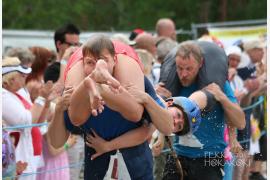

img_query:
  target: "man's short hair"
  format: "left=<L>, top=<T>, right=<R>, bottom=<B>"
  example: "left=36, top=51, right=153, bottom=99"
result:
left=54, top=23, right=80, bottom=52
left=82, top=34, right=115, bottom=58
left=176, top=41, right=203, bottom=64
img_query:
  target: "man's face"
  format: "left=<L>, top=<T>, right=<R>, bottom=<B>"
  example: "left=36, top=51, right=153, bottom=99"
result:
left=175, top=55, right=201, bottom=87
left=83, top=49, right=115, bottom=76
left=58, top=33, right=80, bottom=57
left=168, top=106, right=185, bottom=133
left=228, top=54, right=241, bottom=68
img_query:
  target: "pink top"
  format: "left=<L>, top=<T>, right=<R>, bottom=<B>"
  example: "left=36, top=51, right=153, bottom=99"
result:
left=63, top=40, right=144, bottom=82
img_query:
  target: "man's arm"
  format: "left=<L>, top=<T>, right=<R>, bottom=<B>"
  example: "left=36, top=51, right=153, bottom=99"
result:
left=86, top=124, right=155, bottom=160
left=205, top=82, right=245, bottom=129
left=142, top=95, right=173, bottom=135
left=125, top=78, right=173, bottom=135
left=227, top=122, right=242, bottom=154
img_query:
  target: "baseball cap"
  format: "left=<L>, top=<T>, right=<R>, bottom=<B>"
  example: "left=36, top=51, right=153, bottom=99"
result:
left=2, top=64, right=32, bottom=75
left=129, top=28, right=145, bottom=41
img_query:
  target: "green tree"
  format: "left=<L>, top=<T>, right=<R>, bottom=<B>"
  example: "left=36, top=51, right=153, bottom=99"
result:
left=3, top=0, right=266, bottom=32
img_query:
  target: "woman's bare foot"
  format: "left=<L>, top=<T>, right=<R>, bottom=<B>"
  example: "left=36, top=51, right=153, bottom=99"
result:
left=84, top=76, right=104, bottom=116
left=90, top=60, right=121, bottom=91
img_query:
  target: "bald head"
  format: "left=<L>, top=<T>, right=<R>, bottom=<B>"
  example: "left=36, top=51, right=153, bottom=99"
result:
left=156, top=18, right=176, bottom=41
left=135, top=33, right=157, bottom=57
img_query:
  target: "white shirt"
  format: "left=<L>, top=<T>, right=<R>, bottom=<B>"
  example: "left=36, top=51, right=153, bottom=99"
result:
left=151, top=62, right=161, bottom=85
left=2, top=88, right=32, bottom=126
left=2, top=88, right=36, bottom=176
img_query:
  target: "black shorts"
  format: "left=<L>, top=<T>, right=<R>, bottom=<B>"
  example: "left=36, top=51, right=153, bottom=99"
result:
left=177, top=154, right=225, bottom=180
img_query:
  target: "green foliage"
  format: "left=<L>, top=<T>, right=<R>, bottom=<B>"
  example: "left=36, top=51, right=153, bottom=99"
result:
left=3, top=0, right=267, bottom=31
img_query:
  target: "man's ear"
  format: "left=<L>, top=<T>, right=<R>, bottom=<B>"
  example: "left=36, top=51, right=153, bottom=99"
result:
left=56, top=40, right=62, bottom=50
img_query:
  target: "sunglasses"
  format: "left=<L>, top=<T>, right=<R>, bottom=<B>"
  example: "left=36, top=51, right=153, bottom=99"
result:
left=63, top=41, right=82, bottom=47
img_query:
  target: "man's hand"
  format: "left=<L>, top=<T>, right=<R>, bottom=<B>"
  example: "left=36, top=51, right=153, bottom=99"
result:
left=85, top=129, right=111, bottom=160
left=152, top=137, right=164, bottom=157
left=155, top=82, right=172, bottom=99
left=205, top=83, right=226, bottom=102
left=125, top=83, right=148, bottom=105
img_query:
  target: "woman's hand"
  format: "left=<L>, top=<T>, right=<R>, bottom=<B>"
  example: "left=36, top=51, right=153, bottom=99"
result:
left=16, top=161, right=28, bottom=175
left=85, top=129, right=112, bottom=160
left=66, top=134, right=77, bottom=148
left=55, top=86, right=74, bottom=111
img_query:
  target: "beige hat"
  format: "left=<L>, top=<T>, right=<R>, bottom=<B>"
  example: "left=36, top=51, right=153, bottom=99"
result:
left=243, top=40, right=265, bottom=51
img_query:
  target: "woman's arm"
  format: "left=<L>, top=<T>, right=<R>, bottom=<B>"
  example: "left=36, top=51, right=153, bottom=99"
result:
left=47, top=87, right=73, bottom=148
left=46, top=134, right=76, bottom=156
left=30, top=81, right=54, bottom=123
left=86, top=124, right=155, bottom=160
